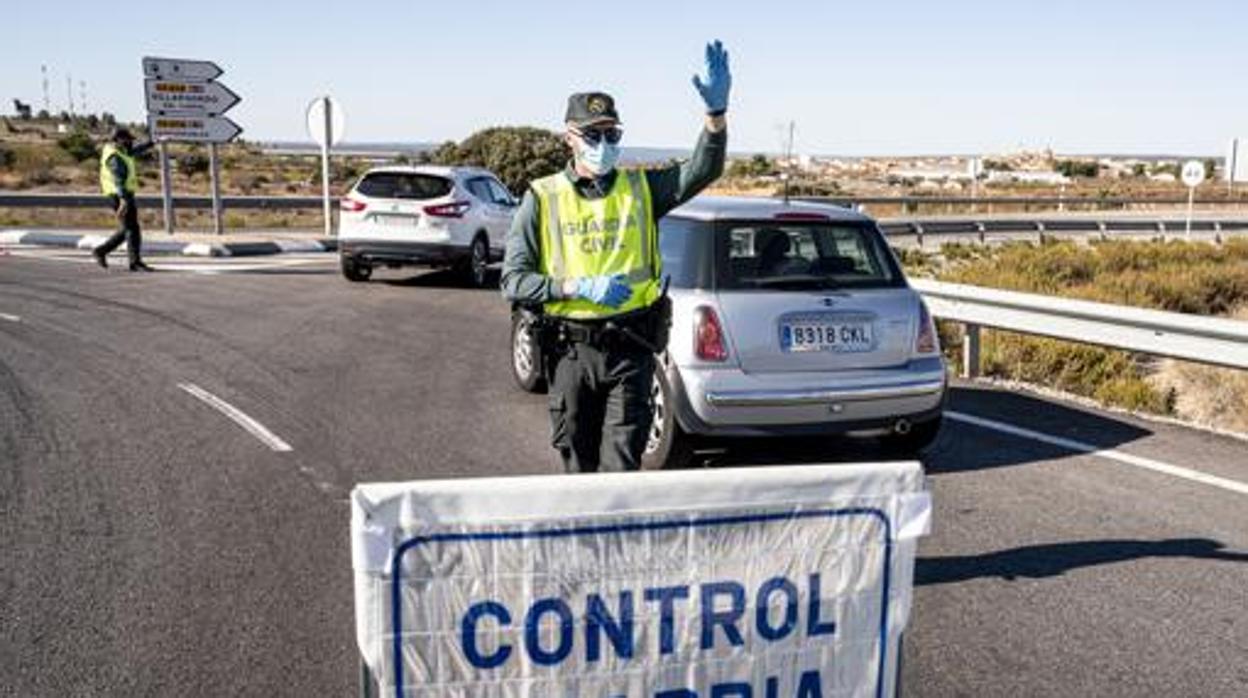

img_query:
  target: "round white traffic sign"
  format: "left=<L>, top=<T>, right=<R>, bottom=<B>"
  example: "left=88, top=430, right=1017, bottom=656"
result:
left=306, top=96, right=345, bottom=147
left=1181, top=160, right=1206, bottom=188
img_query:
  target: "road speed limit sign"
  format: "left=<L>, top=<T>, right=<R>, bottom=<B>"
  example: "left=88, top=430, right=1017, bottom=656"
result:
left=1181, top=160, right=1206, bottom=188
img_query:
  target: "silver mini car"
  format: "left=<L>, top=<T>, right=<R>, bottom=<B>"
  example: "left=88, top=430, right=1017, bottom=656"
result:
left=510, top=196, right=946, bottom=468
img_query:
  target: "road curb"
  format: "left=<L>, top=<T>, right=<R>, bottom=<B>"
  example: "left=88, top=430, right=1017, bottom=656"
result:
left=0, top=230, right=337, bottom=257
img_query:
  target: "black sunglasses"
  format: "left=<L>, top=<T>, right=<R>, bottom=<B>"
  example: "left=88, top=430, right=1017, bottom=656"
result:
left=575, top=126, right=623, bottom=146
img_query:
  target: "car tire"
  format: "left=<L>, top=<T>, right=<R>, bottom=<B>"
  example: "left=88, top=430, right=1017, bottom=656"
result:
left=460, top=234, right=490, bottom=288
left=341, top=254, right=372, bottom=282
left=642, top=364, right=694, bottom=470
left=510, top=309, right=547, bottom=394
left=883, top=414, right=943, bottom=456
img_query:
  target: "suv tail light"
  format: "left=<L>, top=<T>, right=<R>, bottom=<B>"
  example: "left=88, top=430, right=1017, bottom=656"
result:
left=340, top=196, right=367, bottom=213
left=423, top=201, right=471, bottom=218
left=694, top=306, right=729, bottom=362
left=915, top=301, right=938, bottom=354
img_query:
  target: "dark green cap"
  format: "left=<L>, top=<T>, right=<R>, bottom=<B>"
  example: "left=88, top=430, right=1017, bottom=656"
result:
left=565, top=92, right=620, bottom=128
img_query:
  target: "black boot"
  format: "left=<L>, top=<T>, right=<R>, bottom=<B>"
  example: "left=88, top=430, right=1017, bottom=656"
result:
left=129, top=260, right=153, bottom=272
left=93, top=248, right=108, bottom=269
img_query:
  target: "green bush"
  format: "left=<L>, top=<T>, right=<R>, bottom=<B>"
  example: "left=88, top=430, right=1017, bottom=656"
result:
left=56, top=128, right=98, bottom=162
left=0, top=145, right=14, bottom=170
left=177, top=152, right=210, bottom=178
left=427, top=126, right=570, bottom=195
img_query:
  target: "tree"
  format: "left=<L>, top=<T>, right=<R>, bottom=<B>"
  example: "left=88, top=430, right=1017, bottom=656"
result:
left=57, top=128, right=98, bottom=162
left=1204, top=158, right=1218, bottom=181
left=1054, top=159, right=1099, bottom=178
left=427, top=127, right=570, bottom=195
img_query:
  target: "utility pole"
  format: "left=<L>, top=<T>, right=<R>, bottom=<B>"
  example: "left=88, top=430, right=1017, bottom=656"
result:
left=41, top=65, right=50, bottom=113
left=66, top=74, right=73, bottom=115
left=79, top=80, right=87, bottom=116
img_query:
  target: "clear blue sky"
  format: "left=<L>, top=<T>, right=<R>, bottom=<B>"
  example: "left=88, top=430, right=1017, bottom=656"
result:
left=6, top=0, right=1246, bottom=156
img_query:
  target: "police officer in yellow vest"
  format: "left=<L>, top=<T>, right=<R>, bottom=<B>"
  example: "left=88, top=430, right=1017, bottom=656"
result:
left=501, top=41, right=730, bottom=472
left=94, top=128, right=155, bottom=271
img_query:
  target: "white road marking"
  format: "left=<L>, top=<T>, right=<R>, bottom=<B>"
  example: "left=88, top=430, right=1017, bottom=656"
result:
left=0, top=312, right=20, bottom=322
left=4, top=248, right=332, bottom=273
left=947, top=410, right=1248, bottom=496
left=177, top=382, right=293, bottom=452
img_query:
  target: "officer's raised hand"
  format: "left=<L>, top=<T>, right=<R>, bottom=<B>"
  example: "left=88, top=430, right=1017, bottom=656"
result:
left=692, top=40, right=731, bottom=116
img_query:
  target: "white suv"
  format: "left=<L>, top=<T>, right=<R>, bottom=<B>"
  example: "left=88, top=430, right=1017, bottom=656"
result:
left=338, top=165, right=517, bottom=286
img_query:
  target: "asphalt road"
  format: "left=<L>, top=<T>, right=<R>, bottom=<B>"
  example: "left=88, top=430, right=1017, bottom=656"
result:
left=1, top=248, right=1246, bottom=697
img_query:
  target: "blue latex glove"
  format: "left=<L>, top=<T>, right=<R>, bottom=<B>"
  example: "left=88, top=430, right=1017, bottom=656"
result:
left=692, top=40, right=731, bottom=115
left=575, top=274, right=633, bottom=308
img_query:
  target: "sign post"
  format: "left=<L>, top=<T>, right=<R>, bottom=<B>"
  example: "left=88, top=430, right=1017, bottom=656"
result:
left=306, top=96, right=345, bottom=237
left=157, top=141, right=175, bottom=233
left=142, top=57, right=241, bottom=235
left=1181, top=160, right=1206, bottom=238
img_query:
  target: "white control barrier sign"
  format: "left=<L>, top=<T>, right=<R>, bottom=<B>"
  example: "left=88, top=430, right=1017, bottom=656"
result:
left=351, top=463, right=930, bottom=698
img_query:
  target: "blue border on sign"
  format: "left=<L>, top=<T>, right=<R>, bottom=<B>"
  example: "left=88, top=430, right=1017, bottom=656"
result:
left=389, top=508, right=894, bottom=698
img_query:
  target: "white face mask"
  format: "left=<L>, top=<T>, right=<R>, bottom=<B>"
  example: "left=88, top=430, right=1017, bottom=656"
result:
left=575, top=137, right=621, bottom=176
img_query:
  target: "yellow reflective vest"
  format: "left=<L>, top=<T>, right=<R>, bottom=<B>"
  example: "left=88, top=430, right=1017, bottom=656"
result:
left=533, top=169, right=660, bottom=319
left=99, top=144, right=138, bottom=196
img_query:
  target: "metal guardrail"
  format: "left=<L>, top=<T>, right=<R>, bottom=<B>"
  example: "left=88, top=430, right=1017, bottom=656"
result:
left=0, top=193, right=330, bottom=210
left=911, top=278, right=1248, bottom=374
left=3, top=192, right=1248, bottom=212
left=877, top=217, right=1248, bottom=244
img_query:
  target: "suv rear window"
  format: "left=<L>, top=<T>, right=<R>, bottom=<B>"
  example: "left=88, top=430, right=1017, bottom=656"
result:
left=717, top=222, right=902, bottom=290
left=355, top=172, right=452, bottom=200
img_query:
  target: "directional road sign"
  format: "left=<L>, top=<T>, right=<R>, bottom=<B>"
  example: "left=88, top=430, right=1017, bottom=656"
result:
left=142, top=57, right=224, bottom=82
left=148, top=115, right=242, bottom=143
left=145, top=79, right=241, bottom=116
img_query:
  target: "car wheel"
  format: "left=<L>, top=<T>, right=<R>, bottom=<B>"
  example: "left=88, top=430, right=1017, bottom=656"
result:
left=642, top=364, right=693, bottom=470
left=461, top=234, right=490, bottom=288
left=341, top=254, right=372, bottom=282
left=883, top=414, right=943, bottom=456
left=510, top=310, right=547, bottom=394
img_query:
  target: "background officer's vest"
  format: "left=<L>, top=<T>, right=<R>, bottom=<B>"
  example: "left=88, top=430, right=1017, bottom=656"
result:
left=533, top=170, right=660, bottom=319
left=99, top=144, right=138, bottom=196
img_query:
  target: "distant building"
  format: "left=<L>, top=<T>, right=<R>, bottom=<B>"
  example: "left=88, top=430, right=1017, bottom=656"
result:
left=986, top=170, right=1070, bottom=185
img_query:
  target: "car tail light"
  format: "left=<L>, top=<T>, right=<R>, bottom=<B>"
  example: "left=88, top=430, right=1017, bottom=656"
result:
left=423, top=201, right=471, bottom=218
left=340, top=197, right=367, bottom=213
left=694, top=306, right=729, bottom=362
left=916, top=301, right=938, bottom=354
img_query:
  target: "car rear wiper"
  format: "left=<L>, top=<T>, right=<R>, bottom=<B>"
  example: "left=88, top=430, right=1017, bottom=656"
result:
left=743, top=275, right=842, bottom=290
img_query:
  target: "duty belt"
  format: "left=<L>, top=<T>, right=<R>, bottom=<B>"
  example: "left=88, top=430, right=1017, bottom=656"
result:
left=555, top=310, right=659, bottom=353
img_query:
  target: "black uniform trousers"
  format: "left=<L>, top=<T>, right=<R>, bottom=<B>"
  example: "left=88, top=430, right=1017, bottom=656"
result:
left=98, top=194, right=142, bottom=266
left=547, top=338, right=656, bottom=473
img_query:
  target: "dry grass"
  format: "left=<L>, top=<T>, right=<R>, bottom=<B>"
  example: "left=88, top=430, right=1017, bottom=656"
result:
left=1151, top=306, right=1248, bottom=434
left=906, top=239, right=1248, bottom=421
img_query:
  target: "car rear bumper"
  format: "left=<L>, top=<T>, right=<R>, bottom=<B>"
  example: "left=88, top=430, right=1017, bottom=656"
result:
left=340, top=240, right=470, bottom=265
left=668, top=356, right=947, bottom=437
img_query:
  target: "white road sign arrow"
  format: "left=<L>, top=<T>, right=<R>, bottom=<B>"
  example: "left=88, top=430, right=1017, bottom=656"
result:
left=148, top=115, right=242, bottom=143
left=145, top=79, right=241, bottom=116
left=142, top=57, right=224, bottom=81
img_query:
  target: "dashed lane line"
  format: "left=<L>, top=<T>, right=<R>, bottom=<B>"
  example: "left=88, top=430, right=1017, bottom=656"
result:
left=947, top=410, right=1248, bottom=497
left=177, top=382, right=293, bottom=452
left=0, top=312, right=19, bottom=322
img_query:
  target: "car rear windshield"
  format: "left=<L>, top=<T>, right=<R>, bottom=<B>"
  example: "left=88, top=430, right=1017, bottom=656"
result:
left=716, top=222, right=903, bottom=290
left=355, top=172, right=452, bottom=200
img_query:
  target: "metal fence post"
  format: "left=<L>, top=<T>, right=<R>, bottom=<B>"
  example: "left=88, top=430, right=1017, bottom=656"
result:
left=962, top=323, right=981, bottom=379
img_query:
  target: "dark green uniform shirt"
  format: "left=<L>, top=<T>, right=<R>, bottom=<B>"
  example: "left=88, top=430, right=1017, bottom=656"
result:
left=500, top=128, right=726, bottom=304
